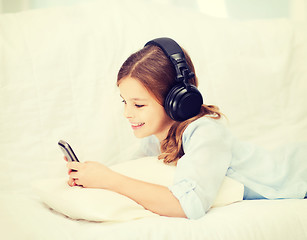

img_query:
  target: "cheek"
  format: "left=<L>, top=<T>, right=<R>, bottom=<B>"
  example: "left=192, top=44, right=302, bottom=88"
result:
left=154, top=108, right=170, bottom=125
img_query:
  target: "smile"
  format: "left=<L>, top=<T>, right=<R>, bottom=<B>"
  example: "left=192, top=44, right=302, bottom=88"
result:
left=131, top=122, right=145, bottom=130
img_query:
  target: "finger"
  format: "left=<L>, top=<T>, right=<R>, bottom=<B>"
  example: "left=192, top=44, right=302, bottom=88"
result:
left=67, top=168, right=78, bottom=174
left=74, top=179, right=83, bottom=187
left=69, top=171, right=79, bottom=179
left=66, top=162, right=80, bottom=171
left=67, top=177, right=75, bottom=187
left=68, top=176, right=81, bottom=187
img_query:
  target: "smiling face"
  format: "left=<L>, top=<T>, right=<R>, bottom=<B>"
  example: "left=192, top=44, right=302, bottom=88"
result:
left=119, top=77, right=175, bottom=142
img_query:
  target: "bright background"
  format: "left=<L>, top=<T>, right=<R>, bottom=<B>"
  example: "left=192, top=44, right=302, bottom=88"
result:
left=0, top=1, right=306, bottom=238
left=0, top=0, right=306, bottom=21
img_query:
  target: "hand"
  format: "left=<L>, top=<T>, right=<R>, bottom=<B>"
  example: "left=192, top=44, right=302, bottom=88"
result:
left=66, top=161, right=115, bottom=189
left=65, top=158, right=186, bottom=218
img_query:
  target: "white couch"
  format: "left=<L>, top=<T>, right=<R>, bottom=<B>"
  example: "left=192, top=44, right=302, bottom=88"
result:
left=1, top=0, right=307, bottom=239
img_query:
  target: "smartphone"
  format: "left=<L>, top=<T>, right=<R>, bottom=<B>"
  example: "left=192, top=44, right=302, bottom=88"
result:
left=58, top=140, right=79, bottom=162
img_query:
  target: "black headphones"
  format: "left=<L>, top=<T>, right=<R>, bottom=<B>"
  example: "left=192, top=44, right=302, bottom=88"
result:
left=145, top=37, right=203, bottom=122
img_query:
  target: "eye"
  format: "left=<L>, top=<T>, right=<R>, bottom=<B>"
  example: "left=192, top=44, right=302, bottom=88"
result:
left=135, top=104, right=144, bottom=108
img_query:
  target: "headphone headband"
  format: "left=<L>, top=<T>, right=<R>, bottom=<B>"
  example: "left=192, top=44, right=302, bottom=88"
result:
left=145, top=38, right=194, bottom=83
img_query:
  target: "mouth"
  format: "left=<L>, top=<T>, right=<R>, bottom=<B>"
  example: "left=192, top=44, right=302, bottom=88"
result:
left=130, top=122, right=145, bottom=130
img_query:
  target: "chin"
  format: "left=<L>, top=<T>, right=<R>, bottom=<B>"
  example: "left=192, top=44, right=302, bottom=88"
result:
left=133, top=131, right=151, bottom=139
left=134, top=134, right=144, bottom=139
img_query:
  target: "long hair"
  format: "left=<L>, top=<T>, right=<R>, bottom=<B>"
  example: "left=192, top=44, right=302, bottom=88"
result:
left=117, top=44, right=222, bottom=165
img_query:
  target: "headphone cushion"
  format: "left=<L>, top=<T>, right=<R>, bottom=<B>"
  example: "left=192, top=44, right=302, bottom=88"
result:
left=165, top=84, right=203, bottom=121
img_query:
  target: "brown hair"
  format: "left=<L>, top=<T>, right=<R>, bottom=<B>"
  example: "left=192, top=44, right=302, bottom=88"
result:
left=117, top=45, right=222, bottom=165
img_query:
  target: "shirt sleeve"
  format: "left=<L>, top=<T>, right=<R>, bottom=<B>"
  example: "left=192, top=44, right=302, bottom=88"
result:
left=169, top=118, right=233, bottom=219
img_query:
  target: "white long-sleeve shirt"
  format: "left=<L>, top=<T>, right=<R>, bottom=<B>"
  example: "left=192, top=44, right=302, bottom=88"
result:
left=134, top=117, right=307, bottom=219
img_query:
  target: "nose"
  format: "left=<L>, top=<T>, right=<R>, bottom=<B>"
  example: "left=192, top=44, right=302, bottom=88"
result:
left=124, top=104, right=134, bottom=119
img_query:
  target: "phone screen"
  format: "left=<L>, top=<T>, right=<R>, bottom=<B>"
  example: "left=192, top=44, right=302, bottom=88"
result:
left=58, top=140, right=79, bottom=162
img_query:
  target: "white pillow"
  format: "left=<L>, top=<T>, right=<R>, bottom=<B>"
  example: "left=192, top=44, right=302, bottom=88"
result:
left=34, top=157, right=243, bottom=222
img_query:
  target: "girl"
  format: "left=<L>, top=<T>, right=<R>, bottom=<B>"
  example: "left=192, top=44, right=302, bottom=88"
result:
left=66, top=38, right=307, bottom=220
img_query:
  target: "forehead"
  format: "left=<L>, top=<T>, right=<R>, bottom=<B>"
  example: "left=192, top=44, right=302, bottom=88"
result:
left=118, top=77, right=151, bottom=99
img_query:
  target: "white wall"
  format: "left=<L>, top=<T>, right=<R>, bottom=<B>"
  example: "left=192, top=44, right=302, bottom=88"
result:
left=291, top=0, right=307, bottom=20
left=29, top=0, right=95, bottom=9
left=0, top=0, right=306, bottom=20
left=0, top=0, right=29, bottom=13
left=0, top=0, right=93, bottom=13
left=225, top=0, right=289, bottom=19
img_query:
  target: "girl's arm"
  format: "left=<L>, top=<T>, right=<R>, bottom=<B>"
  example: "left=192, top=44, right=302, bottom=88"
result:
left=67, top=161, right=186, bottom=218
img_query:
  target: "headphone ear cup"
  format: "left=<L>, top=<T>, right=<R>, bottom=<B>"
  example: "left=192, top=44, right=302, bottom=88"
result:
left=164, top=84, right=203, bottom=121
left=164, top=84, right=183, bottom=121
